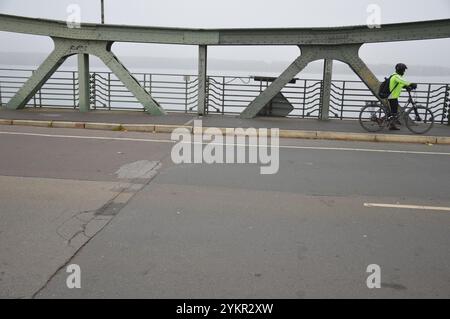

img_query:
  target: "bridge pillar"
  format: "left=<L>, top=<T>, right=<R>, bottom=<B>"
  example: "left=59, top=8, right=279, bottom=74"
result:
left=240, top=47, right=315, bottom=119
left=240, top=44, right=385, bottom=119
left=78, top=53, right=90, bottom=112
left=197, top=45, right=208, bottom=116
left=320, top=59, right=333, bottom=121
left=6, top=46, right=69, bottom=110
left=6, top=38, right=166, bottom=115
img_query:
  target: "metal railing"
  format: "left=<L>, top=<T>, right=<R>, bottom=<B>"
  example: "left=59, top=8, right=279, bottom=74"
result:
left=329, top=80, right=449, bottom=123
left=0, top=68, right=448, bottom=124
left=0, top=68, right=79, bottom=109
left=207, top=76, right=323, bottom=117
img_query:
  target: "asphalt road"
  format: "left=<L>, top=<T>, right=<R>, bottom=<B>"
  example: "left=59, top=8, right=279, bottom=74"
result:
left=0, top=125, right=449, bottom=298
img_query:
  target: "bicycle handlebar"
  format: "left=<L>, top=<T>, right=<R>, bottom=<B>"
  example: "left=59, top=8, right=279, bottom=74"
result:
left=406, top=83, right=418, bottom=92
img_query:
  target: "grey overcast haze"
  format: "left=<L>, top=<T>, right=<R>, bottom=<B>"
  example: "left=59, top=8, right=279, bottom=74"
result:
left=2, top=0, right=450, bottom=304
left=0, top=0, right=449, bottom=77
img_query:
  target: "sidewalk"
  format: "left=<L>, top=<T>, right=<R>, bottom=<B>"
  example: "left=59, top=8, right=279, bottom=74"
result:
left=1, top=107, right=449, bottom=144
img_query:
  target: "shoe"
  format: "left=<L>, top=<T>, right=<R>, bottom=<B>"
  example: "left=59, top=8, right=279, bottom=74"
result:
left=372, top=117, right=383, bottom=125
left=389, top=125, right=400, bottom=131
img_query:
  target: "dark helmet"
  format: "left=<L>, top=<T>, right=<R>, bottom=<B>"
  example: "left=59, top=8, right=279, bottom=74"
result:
left=395, top=63, right=408, bottom=74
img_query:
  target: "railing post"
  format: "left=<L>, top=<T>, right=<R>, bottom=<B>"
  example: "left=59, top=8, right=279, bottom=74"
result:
left=78, top=53, right=90, bottom=112
left=197, top=45, right=208, bottom=116
left=425, top=83, right=431, bottom=109
left=320, top=58, right=333, bottom=120
left=184, top=75, right=188, bottom=113
left=340, top=81, right=346, bottom=120
left=89, top=73, right=96, bottom=110
left=444, top=84, right=449, bottom=125
left=30, top=70, right=37, bottom=108
left=302, top=79, right=307, bottom=118
left=206, top=76, right=210, bottom=115
left=38, top=88, right=42, bottom=107
left=0, top=81, right=3, bottom=107
left=148, top=74, right=152, bottom=94
left=222, top=76, right=225, bottom=114
left=143, top=73, right=147, bottom=94
left=108, top=72, right=111, bottom=110
left=72, top=71, right=76, bottom=108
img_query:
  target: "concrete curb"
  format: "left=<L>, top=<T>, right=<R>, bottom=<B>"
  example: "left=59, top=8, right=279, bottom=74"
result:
left=84, top=122, right=122, bottom=131
left=155, top=124, right=192, bottom=133
left=12, top=119, right=52, bottom=127
left=316, top=131, right=376, bottom=142
left=121, top=124, right=155, bottom=132
left=374, top=134, right=437, bottom=144
left=279, top=129, right=317, bottom=139
left=436, top=136, right=450, bottom=145
left=1, top=118, right=450, bottom=145
left=0, top=119, right=12, bottom=125
left=51, top=121, right=85, bottom=129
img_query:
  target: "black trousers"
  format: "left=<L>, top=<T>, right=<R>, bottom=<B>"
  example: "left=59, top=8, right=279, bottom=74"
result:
left=388, top=99, right=399, bottom=115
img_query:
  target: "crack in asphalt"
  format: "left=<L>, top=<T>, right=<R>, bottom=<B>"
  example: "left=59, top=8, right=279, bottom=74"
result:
left=30, top=155, right=171, bottom=298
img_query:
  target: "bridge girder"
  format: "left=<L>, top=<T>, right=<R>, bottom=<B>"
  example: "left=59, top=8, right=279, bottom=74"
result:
left=5, top=38, right=166, bottom=115
left=1, top=14, right=449, bottom=117
left=240, top=44, right=384, bottom=118
left=1, top=14, right=449, bottom=45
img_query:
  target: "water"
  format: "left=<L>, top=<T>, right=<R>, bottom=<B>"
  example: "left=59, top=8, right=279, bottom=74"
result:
left=0, top=64, right=448, bottom=122
left=2, top=63, right=449, bottom=84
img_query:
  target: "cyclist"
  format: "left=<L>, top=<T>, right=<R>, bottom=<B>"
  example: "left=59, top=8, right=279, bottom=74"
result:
left=388, top=63, right=417, bottom=130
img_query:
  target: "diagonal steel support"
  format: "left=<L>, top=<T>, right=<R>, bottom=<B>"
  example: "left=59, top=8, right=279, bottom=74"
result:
left=240, top=47, right=316, bottom=119
left=335, top=44, right=383, bottom=104
left=240, top=44, right=385, bottom=118
left=93, top=44, right=166, bottom=115
left=6, top=40, right=73, bottom=109
left=7, top=38, right=166, bottom=115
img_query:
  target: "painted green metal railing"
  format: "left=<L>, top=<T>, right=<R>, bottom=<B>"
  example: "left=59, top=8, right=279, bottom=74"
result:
left=0, top=68, right=448, bottom=123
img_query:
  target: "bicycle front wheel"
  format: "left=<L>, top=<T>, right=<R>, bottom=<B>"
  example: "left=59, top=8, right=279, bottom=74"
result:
left=359, top=104, right=388, bottom=132
left=405, top=106, right=434, bottom=134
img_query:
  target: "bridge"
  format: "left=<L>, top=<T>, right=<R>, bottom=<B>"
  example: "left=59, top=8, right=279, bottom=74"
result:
left=1, top=13, right=450, bottom=119
left=2, top=12, right=450, bottom=300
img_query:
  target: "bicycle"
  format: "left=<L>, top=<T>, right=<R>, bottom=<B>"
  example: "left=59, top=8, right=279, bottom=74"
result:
left=359, top=87, right=434, bottom=134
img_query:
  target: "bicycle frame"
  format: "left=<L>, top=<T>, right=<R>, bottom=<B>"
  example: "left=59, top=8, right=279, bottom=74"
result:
left=390, top=90, right=420, bottom=122
left=359, top=87, right=434, bottom=134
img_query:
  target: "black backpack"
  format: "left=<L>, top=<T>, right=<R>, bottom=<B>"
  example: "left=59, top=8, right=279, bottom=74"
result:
left=378, top=75, right=399, bottom=99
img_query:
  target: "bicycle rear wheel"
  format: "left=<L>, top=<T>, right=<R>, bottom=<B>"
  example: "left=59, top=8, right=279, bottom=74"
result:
left=405, top=106, right=434, bottom=134
left=359, top=104, right=388, bottom=132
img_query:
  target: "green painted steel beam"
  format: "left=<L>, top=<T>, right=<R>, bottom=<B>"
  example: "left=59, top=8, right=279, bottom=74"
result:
left=2, top=13, right=448, bottom=117
left=320, top=59, right=333, bottom=121
left=94, top=48, right=166, bottom=115
left=240, top=47, right=316, bottom=119
left=240, top=44, right=385, bottom=118
left=0, top=14, right=219, bottom=45
left=7, top=38, right=166, bottom=115
left=197, top=45, right=208, bottom=115
left=0, top=14, right=449, bottom=45
left=6, top=41, right=72, bottom=109
left=78, top=53, right=90, bottom=112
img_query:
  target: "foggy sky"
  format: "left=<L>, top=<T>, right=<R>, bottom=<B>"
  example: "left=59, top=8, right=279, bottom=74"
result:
left=0, top=0, right=449, bottom=69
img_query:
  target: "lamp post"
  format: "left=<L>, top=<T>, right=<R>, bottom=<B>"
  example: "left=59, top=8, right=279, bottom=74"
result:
left=101, top=0, right=105, bottom=24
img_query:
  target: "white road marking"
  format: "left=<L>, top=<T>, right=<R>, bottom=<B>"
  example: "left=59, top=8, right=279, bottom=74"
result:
left=0, top=131, right=175, bottom=144
left=364, top=203, right=450, bottom=212
left=1, top=130, right=450, bottom=156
